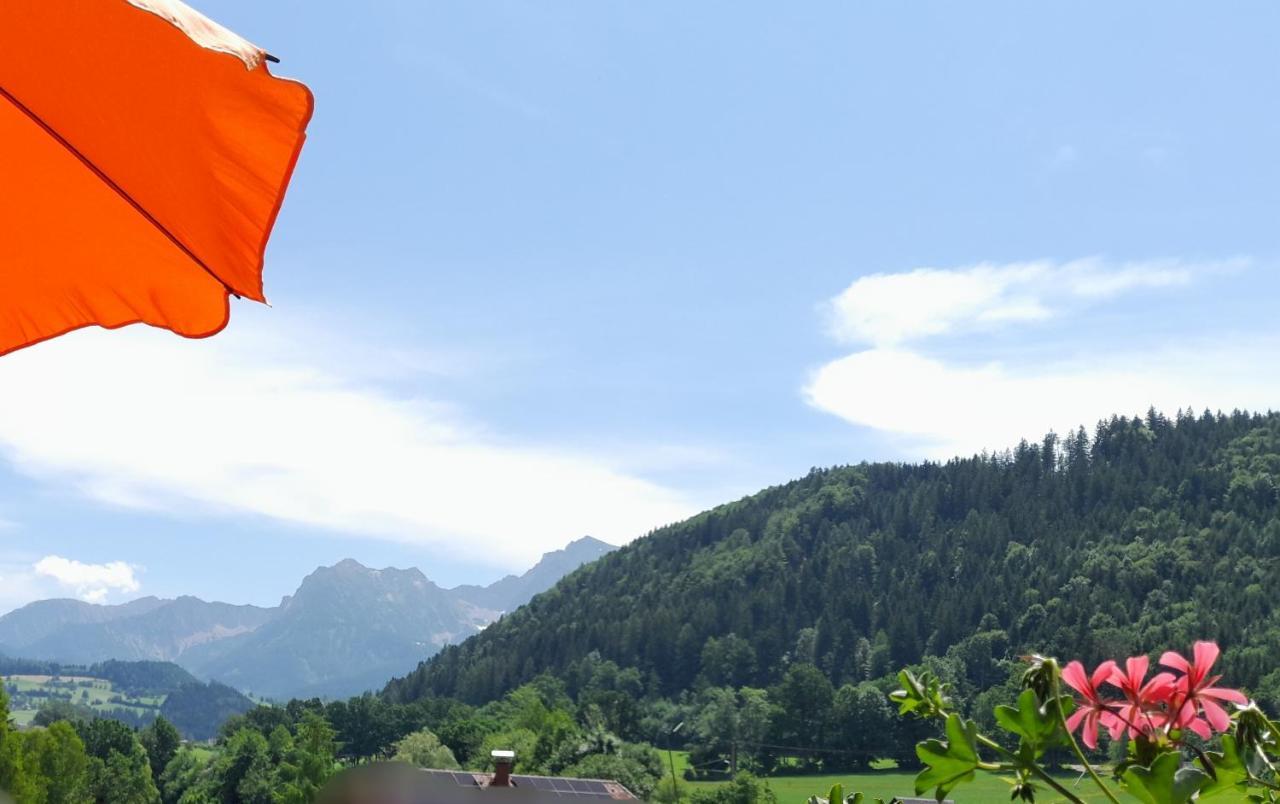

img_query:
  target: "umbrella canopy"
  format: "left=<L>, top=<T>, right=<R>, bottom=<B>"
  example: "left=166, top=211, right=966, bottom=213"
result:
left=0, top=0, right=313, bottom=357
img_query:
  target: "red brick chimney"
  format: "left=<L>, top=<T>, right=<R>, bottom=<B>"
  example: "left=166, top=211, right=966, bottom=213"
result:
left=491, top=750, right=515, bottom=787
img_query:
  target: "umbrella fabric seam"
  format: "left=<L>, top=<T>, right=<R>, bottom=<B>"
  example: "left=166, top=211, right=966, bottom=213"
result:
left=0, top=82, right=237, bottom=299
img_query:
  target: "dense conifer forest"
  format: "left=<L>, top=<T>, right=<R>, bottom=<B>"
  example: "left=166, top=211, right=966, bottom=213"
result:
left=387, top=410, right=1280, bottom=709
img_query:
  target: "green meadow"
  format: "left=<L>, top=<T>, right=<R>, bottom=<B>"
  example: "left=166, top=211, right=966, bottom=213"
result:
left=665, top=751, right=1126, bottom=803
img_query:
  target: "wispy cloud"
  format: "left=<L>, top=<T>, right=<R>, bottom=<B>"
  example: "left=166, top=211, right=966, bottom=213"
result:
left=808, top=257, right=1271, bottom=458
left=0, top=315, right=696, bottom=570
left=33, top=556, right=140, bottom=603
left=825, top=257, right=1241, bottom=347
left=806, top=342, right=1280, bottom=459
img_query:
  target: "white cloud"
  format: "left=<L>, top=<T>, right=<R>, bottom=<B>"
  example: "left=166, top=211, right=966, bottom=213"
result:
left=825, top=258, right=1240, bottom=347
left=805, top=343, right=1280, bottom=459
left=809, top=257, right=1273, bottom=458
left=0, top=315, right=697, bottom=570
left=33, top=556, right=140, bottom=603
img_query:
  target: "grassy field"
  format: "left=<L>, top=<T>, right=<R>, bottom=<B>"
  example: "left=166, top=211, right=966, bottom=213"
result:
left=5, top=674, right=98, bottom=685
left=186, top=746, right=218, bottom=762
left=10, top=708, right=37, bottom=727
left=665, top=751, right=1127, bottom=803
left=2, top=673, right=164, bottom=727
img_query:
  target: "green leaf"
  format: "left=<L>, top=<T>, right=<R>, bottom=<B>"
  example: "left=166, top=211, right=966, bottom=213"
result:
left=891, top=670, right=926, bottom=716
left=993, top=689, right=1067, bottom=757
left=807, top=786, right=878, bottom=804
left=1121, top=751, right=1211, bottom=804
left=891, top=669, right=951, bottom=719
left=1197, top=734, right=1252, bottom=800
left=914, top=713, right=980, bottom=801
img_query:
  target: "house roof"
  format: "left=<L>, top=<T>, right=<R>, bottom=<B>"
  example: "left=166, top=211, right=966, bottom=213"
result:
left=315, top=763, right=638, bottom=804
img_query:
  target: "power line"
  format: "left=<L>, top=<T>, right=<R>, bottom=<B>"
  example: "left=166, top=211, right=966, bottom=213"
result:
left=698, top=739, right=890, bottom=758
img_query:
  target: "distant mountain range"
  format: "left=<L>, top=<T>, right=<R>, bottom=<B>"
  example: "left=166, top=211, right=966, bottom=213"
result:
left=0, top=536, right=614, bottom=700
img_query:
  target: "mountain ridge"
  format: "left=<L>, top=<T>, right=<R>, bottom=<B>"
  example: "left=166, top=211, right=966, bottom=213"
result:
left=180, top=558, right=496, bottom=699
left=0, top=596, right=169, bottom=654
left=449, top=536, right=615, bottom=612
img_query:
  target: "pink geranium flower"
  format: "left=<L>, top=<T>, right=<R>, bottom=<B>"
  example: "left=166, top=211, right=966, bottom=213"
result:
left=1160, top=641, right=1248, bottom=738
left=1106, top=656, right=1175, bottom=739
left=1061, top=659, right=1119, bottom=749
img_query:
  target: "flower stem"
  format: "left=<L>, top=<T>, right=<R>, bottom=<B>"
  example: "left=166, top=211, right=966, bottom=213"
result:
left=1246, top=771, right=1280, bottom=792
left=1050, top=674, right=1122, bottom=804
left=1254, top=744, right=1280, bottom=778
left=975, top=735, right=1086, bottom=804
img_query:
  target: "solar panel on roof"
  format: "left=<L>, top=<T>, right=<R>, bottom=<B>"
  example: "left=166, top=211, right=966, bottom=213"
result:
left=447, top=772, right=635, bottom=799
left=551, top=778, right=575, bottom=794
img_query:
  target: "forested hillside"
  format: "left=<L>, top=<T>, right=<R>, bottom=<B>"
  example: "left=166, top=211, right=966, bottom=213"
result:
left=387, top=409, right=1280, bottom=707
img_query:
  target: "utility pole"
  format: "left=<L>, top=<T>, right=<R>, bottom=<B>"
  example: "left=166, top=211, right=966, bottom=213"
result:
left=668, top=722, right=684, bottom=803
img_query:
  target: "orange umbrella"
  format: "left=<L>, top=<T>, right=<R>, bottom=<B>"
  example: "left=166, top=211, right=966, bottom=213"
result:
left=0, top=0, right=313, bottom=357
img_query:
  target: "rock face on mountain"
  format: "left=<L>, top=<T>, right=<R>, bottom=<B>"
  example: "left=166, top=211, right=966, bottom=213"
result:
left=179, top=560, right=496, bottom=699
left=0, top=537, right=615, bottom=699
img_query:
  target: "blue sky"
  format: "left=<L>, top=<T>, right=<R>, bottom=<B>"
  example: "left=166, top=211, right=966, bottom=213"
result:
left=2, top=1, right=1279, bottom=612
